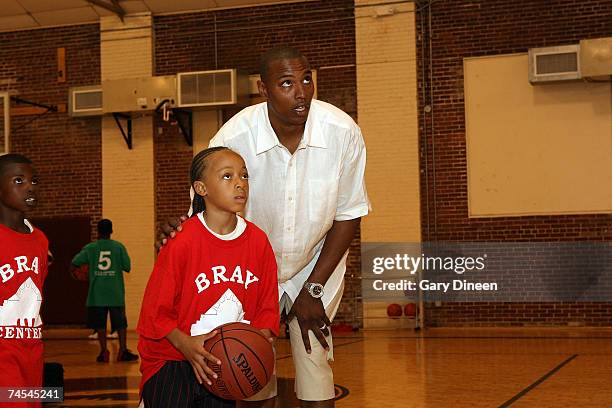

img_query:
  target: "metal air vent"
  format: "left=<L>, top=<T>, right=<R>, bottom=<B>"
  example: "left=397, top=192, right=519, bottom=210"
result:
left=528, top=45, right=581, bottom=84
left=178, top=69, right=249, bottom=108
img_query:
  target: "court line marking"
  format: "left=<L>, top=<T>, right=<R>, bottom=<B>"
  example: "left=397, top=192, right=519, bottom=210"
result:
left=276, top=339, right=364, bottom=361
left=44, top=335, right=612, bottom=341
left=498, top=353, right=578, bottom=407
left=340, top=336, right=612, bottom=340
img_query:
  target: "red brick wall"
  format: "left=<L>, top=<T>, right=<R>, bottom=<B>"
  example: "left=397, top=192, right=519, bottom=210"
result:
left=0, top=24, right=102, bottom=242
left=417, top=0, right=612, bottom=326
left=153, top=0, right=361, bottom=325
left=153, top=117, right=193, bottom=230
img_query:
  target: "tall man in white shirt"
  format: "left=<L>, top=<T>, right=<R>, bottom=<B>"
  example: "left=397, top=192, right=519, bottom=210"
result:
left=162, top=46, right=369, bottom=407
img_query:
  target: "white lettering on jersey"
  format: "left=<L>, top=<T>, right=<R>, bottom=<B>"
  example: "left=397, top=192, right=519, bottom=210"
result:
left=244, top=270, right=259, bottom=289
left=0, top=327, right=42, bottom=339
left=212, top=266, right=229, bottom=284
left=195, top=273, right=210, bottom=293
left=0, top=256, right=40, bottom=283
left=0, top=264, right=14, bottom=283
left=229, top=266, right=244, bottom=284
left=14, top=256, right=30, bottom=273
left=195, top=265, right=259, bottom=293
left=31, top=257, right=39, bottom=274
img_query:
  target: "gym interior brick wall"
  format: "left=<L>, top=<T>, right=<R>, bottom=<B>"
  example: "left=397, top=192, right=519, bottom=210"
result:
left=416, top=0, right=612, bottom=326
left=0, top=25, right=102, bottom=241
left=153, top=0, right=361, bottom=325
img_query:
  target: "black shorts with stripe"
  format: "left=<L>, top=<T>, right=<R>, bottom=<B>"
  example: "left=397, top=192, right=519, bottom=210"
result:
left=141, top=360, right=235, bottom=408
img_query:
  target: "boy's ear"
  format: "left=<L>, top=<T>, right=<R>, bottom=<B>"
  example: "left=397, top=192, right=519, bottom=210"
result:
left=257, top=79, right=268, bottom=99
left=193, top=181, right=207, bottom=197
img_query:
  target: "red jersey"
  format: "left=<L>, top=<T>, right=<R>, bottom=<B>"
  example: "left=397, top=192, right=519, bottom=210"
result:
left=137, top=216, right=279, bottom=388
left=0, top=222, right=49, bottom=407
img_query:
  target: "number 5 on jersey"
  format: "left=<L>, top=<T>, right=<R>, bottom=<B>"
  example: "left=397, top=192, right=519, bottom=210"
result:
left=98, top=251, right=112, bottom=270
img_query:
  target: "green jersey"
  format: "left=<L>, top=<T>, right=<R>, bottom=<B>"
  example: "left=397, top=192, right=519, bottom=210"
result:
left=72, top=239, right=131, bottom=307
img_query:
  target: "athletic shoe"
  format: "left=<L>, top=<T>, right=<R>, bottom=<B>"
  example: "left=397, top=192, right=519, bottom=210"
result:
left=96, top=349, right=110, bottom=363
left=88, top=331, right=98, bottom=340
left=117, top=349, right=139, bottom=362
left=107, top=332, right=118, bottom=339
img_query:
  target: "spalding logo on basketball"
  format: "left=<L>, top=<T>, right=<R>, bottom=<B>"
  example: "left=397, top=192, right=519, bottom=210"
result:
left=203, top=322, right=274, bottom=400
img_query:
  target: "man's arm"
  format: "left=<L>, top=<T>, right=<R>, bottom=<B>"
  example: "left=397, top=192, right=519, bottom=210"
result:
left=287, top=217, right=360, bottom=353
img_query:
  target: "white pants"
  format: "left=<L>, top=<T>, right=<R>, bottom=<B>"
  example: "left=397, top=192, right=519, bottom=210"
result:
left=247, top=291, right=342, bottom=402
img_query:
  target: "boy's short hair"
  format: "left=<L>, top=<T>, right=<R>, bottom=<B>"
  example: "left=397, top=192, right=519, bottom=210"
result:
left=259, top=46, right=306, bottom=83
left=0, top=153, right=32, bottom=177
left=97, top=219, right=113, bottom=235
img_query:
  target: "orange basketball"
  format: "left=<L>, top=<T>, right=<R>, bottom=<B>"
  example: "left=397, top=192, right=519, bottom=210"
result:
left=404, top=303, right=417, bottom=318
left=203, top=322, right=274, bottom=400
left=72, top=264, right=88, bottom=281
left=386, top=303, right=402, bottom=318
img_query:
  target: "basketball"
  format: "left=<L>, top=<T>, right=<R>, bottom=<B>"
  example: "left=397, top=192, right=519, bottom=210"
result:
left=387, top=303, right=402, bottom=318
left=404, top=303, right=417, bottom=318
left=71, top=264, right=88, bottom=282
left=203, top=322, right=274, bottom=400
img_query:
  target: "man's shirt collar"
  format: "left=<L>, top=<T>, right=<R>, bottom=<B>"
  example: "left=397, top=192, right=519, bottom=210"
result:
left=255, top=101, right=327, bottom=155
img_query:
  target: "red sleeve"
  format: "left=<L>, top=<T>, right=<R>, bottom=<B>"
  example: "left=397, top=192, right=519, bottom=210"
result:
left=137, top=241, right=185, bottom=340
left=250, top=237, right=280, bottom=336
left=38, top=231, right=49, bottom=282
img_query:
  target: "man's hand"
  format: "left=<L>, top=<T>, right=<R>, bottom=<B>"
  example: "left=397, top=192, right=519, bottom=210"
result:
left=287, top=290, right=331, bottom=354
left=167, top=329, right=221, bottom=385
left=155, top=215, right=188, bottom=250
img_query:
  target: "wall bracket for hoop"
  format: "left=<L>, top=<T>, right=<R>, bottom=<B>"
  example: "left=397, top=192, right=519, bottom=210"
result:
left=173, top=108, right=193, bottom=147
left=155, top=99, right=192, bottom=147
left=112, top=113, right=132, bottom=149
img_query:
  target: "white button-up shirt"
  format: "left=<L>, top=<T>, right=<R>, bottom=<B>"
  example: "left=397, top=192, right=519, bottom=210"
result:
left=209, top=100, right=370, bottom=312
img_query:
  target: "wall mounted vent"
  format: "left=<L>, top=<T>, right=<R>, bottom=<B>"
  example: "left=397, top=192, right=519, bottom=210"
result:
left=528, top=45, right=581, bottom=84
left=177, top=69, right=249, bottom=108
left=69, top=86, right=102, bottom=117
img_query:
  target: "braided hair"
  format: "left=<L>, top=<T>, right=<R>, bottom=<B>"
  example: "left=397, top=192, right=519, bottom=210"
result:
left=190, top=146, right=230, bottom=216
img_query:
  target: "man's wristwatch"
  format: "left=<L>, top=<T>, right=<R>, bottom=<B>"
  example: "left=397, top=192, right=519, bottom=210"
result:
left=303, top=282, right=325, bottom=299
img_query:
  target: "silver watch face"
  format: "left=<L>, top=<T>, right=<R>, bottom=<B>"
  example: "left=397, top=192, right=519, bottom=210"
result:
left=307, top=283, right=324, bottom=298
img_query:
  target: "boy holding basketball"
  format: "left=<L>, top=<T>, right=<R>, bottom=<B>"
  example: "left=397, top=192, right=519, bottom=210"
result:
left=138, top=147, right=279, bottom=408
left=0, top=154, right=49, bottom=407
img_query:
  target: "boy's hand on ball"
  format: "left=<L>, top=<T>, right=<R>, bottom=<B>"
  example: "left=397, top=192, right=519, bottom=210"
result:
left=155, top=215, right=188, bottom=250
left=259, top=328, right=275, bottom=343
left=169, top=329, right=221, bottom=385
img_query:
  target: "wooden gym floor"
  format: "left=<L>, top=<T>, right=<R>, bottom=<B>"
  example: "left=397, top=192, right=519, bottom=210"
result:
left=43, top=327, right=612, bottom=407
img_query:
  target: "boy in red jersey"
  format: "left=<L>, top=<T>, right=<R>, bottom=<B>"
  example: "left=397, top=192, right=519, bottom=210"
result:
left=138, top=147, right=279, bottom=408
left=0, top=154, right=49, bottom=408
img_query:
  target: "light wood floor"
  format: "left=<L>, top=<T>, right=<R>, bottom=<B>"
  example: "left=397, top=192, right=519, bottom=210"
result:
left=43, top=327, right=612, bottom=407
